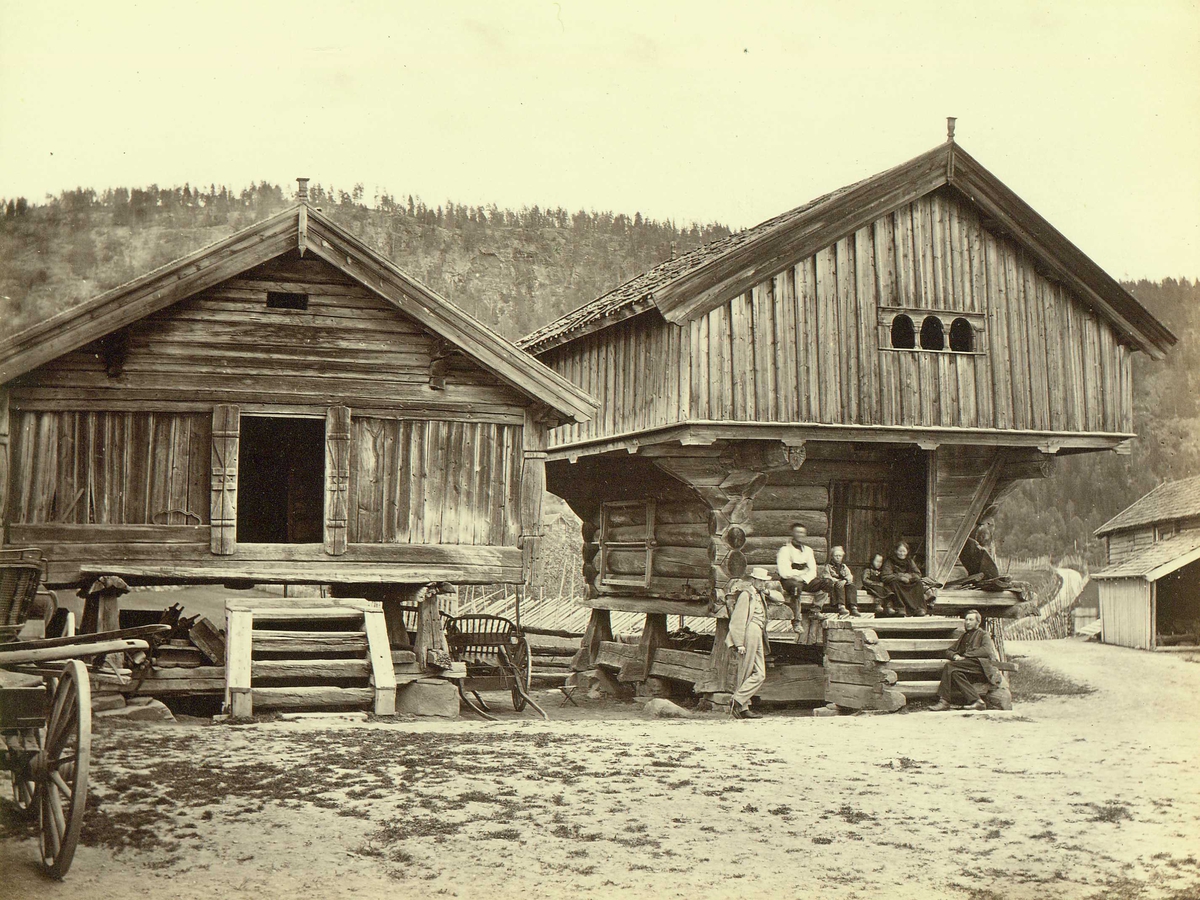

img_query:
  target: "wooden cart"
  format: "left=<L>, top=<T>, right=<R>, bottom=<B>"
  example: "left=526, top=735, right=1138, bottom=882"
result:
left=0, top=549, right=166, bottom=879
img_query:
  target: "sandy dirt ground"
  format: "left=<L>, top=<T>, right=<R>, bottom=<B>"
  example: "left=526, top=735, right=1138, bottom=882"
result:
left=2, top=638, right=1199, bottom=900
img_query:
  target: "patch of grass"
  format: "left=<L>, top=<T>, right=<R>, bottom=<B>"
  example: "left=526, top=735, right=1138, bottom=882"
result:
left=834, top=804, right=876, bottom=824
left=1087, top=801, right=1133, bottom=824
left=481, top=827, right=523, bottom=841
left=1010, top=657, right=1096, bottom=700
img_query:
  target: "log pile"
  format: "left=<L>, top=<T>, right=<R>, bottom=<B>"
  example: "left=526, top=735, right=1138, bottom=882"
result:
left=118, top=604, right=229, bottom=699
left=823, top=621, right=905, bottom=712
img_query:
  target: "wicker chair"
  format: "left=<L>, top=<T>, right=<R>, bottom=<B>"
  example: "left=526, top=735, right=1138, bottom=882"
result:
left=0, top=549, right=47, bottom=643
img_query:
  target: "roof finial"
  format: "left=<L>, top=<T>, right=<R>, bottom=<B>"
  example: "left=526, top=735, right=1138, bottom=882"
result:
left=296, top=177, right=310, bottom=203
left=946, top=117, right=957, bottom=142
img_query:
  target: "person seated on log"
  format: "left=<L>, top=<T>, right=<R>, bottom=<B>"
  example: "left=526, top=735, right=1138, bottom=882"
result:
left=945, top=521, right=1033, bottom=603
left=820, top=545, right=858, bottom=617
left=880, top=541, right=938, bottom=617
left=929, top=609, right=1002, bottom=711
left=776, top=523, right=842, bottom=621
left=861, top=552, right=896, bottom=616
left=727, top=566, right=772, bottom=720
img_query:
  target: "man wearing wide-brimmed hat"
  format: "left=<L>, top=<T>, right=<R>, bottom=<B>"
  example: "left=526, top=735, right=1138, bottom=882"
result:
left=727, top=566, right=772, bottom=719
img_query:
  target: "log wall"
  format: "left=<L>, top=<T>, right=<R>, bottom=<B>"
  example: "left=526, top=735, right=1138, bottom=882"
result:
left=9, top=252, right=523, bottom=422
left=542, top=189, right=1133, bottom=447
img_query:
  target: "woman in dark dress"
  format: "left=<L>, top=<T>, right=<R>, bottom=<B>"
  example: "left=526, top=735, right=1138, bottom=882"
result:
left=861, top=553, right=896, bottom=616
left=880, top=542, right=935, bottom=616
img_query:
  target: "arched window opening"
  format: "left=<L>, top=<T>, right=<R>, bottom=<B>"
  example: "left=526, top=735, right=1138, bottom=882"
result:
left=890, top=314, right=915, bottom=349
left=920, top=316, right=945, bottom=351
left=949, top=317, right=974, bottom=352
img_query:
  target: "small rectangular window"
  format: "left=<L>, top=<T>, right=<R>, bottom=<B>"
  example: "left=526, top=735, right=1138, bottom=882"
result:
left=267, top=291, right=308, bottom=310
left=598, top=500, right=656, bottom=589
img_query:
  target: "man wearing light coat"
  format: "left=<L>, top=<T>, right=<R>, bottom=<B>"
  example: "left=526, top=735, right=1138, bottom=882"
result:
left=726, top=566, right=773, bottom=719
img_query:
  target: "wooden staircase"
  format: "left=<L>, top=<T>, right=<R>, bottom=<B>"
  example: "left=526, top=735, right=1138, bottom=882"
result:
left=225, top=600, right=400, bottom=717
left=852, top=616, right=964, bottom=700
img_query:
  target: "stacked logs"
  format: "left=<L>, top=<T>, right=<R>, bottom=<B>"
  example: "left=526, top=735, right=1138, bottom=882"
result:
left=582, top=501, right=712, bottom=599
left=823, top=621, right=905, bottom=712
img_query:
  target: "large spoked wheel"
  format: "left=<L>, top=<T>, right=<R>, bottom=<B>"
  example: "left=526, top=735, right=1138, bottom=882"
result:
left=35, top=659, right=91, bottom=880
left=507, top=635, right=532, bottom=712
left=10, top=726, right=44, bottom=813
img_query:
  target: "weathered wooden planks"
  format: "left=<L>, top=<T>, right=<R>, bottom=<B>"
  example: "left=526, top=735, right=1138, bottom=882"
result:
left=541, top=189, right=1134, bottom=451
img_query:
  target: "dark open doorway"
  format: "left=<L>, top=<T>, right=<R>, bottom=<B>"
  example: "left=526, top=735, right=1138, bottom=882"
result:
left=237, top=416, right=325, bottom=543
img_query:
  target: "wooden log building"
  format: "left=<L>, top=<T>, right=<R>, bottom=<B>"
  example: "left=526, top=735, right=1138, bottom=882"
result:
left=520, top=129, right=1176, bottom=709
left=1092, top=476, right=1200, bottom=651
left=0, top=185, right=596, bottom=710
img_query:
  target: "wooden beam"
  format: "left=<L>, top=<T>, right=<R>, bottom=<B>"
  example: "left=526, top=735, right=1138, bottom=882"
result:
left=618, top=612, right=668, bottom=682
left=935, top=450, right=1006, bottom=582
left=361, top=607, right=397, bottom=715
left=225, top=608, right=253, bottom=718
left=546, top=420, right=1135, bottom=462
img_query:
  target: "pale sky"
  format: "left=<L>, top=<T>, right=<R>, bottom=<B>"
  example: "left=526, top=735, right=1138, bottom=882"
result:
left=1, top=0, right=1197, bottom=280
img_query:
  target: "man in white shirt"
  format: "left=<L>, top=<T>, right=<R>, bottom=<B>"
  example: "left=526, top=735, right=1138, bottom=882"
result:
left=776, top=523, right=840, bottom=613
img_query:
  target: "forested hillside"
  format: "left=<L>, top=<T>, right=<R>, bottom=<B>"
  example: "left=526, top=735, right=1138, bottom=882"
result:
left=1, top=184, right=1195, bottom=566
left=0, top=183, right=730, bottom=340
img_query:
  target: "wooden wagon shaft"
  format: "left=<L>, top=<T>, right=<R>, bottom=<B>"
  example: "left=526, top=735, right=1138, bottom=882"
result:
left=0, top=638, right=150, bottom=665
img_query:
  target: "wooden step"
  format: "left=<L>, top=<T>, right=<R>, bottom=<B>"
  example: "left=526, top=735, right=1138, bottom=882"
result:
left=878, top=638, right=958, bottom=653
left=887, top=658, right=948, bottom=675
left=251, top=686, right=376, bottom=710
left=894, top=680, right=939, bottom=698
left=252, top=631, right=368, bottom=654
left=854, top=617, right=963, bottom=633
left=252, top=659, right=371, bottom=680
left=241, top=606, right=372, bottom=622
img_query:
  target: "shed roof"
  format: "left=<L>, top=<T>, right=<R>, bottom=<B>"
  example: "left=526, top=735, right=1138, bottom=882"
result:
left=1094, top=475, right=1200, bottom=537
left=1091, top=531, right=1200, bottom=581
left=0, top=204, right=597, bottom=425
left=518, top=141, right=1175, bottom=360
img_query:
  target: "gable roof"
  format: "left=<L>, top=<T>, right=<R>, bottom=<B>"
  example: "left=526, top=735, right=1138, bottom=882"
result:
left=1092, top=530, right=1200, bottom=581
left=0, top=204, right=597, bottom=425
left=519, top=141, right=1175, bottom=360
left=1095, top=475, right=1200, bottom=537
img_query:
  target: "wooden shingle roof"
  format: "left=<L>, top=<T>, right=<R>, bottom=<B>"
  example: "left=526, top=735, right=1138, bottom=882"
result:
left=518, top=141, right=1176, bottom=360
left=0, top=205, right=597, bottom=425
left=1092, top=530, right=1200, bottom=580
left=1094, top=475, right=1200, bottom=537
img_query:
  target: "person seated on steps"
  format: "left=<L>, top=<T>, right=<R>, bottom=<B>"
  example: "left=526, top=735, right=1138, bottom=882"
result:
left=929, top=609, right=1002, bottom=711
left=777, top=523, right=843, bottom=625
left=727, top=566, right=772, bottom=719
left=880, top=541, right=940, bottom=617
left=862, top=553, right=898, bottom=617
left=820, top=545, right=859, bottom=617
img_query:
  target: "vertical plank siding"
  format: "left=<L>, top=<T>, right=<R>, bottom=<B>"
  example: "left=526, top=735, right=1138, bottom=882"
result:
left=1098, top=577, right=1154, bottom=650
left=8, top=410, right=211, bottom=525
left=542, top=190, right=1132, bottom=447
left=348, top=417, right=522, bottom=547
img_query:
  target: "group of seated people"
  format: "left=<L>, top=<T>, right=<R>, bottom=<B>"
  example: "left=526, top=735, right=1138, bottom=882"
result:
left=775, top=522, right=941, bottom=618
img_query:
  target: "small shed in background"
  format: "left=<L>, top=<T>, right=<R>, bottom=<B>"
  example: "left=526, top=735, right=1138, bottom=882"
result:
left=1093, top=476, right=1200, bottom=650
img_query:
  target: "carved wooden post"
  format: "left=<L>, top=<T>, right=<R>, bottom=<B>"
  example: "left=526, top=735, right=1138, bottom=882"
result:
left=210, top=405, right=240, bottom=555
left=324, top=405, right=351, bottom=555
left=571, top=607, right=613, bottom=671
left=413, top=585, right=450, bottom=672
left=520, top=405, right=550, bottom=593
left=618, top=613, right=668, bottom=683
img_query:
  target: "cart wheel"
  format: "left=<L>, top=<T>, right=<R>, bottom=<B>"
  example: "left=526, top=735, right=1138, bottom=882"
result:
left=509, top=635, right=532, bottom=712
left=36, top=659, right=91, bottom=880
left=10, top=726, right=44, bottom=813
